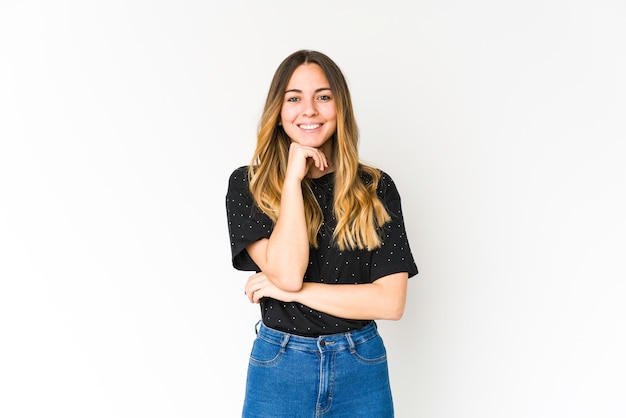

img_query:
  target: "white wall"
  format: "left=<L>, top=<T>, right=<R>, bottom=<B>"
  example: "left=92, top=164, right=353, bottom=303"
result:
left=1, top=1, right=624, bottom=417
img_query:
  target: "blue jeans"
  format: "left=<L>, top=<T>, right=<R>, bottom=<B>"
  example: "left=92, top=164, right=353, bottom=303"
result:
left=242, top=321, right=394, bottom=417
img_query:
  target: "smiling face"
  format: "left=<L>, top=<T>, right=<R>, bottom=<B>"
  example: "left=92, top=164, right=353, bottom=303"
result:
left=280, top=63, right=337, bottom=155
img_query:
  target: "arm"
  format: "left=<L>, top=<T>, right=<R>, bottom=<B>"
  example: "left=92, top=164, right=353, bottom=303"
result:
left=246, top=176, right=307, bottom=292
left=246, top=143, right=329, bottom=292
left=245, top=272, right=408, bottom=320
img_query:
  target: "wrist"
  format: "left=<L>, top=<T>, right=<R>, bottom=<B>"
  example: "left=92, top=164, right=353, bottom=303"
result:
left=282, top=175, right=303, bottom=188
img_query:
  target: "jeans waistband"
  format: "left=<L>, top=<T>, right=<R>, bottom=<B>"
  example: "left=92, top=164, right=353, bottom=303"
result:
left=256, top=321, right=379, bottom=352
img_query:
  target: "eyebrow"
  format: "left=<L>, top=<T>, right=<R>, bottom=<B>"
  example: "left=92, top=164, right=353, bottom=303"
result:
left=284, top=87, right=332, bottom=94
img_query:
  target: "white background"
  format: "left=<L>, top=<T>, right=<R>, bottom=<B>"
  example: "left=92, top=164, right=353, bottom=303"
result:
left=1, top=1, right=625, bottom=417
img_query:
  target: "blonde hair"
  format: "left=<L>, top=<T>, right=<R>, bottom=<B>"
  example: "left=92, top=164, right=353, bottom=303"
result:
left=248, top=50, right=390, bottom=250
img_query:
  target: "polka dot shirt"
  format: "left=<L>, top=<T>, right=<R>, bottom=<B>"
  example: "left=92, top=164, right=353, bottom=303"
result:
left=226, top=166, right=418, bottom=336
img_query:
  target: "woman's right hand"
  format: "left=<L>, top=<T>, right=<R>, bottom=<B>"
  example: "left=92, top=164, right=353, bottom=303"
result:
left=285, top=142, right=329, bottom=182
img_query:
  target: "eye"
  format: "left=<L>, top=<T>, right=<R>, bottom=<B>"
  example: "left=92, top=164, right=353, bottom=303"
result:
left=317, top=95, right=332, bottom=101
left=286, top=96, right=300, bottom=102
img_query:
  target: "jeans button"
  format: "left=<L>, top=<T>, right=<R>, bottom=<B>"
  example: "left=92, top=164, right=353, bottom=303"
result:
left=319, top=340, right=326, bottom=347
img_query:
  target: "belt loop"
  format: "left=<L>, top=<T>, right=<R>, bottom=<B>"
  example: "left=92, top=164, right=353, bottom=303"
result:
left=254, top=320, right=262, bottom=335
left=280, top=334, right=290, bottom=352
left=345, top=331, right=356, bottom=354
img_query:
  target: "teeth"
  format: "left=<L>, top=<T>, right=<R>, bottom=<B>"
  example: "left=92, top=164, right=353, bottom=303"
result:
left=300, top=124, right=320, bottom=129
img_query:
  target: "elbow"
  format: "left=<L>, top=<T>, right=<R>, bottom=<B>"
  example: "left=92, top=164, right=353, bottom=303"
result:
left=385, top=305, right=405, bottom=321
left=266, top=273, right=304, bottom=292
left=277, top=280, right=303, bottom=293
left=376, top=274, right=408, bottom=321
left=382, top=297, right=406, bottom=321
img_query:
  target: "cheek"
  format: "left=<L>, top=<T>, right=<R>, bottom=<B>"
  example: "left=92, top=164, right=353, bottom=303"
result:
left=322, top=105, right=337, bottom=121
left=280, top=106, right=296, bottom=123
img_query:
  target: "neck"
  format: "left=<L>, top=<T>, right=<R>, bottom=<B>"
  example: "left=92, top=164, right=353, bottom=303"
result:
left=308, top=164, right=334, bottom=179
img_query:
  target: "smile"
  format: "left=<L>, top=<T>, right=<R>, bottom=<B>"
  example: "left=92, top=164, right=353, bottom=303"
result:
left=298, top=123, right=321, bottom=130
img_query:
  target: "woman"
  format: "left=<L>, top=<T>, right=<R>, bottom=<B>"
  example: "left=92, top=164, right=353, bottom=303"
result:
left=226, top=50, right=418, bottom=417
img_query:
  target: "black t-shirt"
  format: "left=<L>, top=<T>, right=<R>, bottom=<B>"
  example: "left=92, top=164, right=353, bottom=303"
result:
left=226, top=166, right=418, bottom=336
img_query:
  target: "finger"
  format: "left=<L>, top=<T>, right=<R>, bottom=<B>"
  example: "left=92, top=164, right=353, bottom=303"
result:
left=318, top=150, right=328, bottom=170
left=246, top=286, right=261, bottom=303
left=245, top=273, right=262, bottom=303
left=312, top=148, right=327, bottom=169
left=309, top=150, right=326, bottom=171
left=312, top=154, right=323, bottom=171
left=244, top=285, right=254, bottom=303
left=252, top=287, right=265, bottom=303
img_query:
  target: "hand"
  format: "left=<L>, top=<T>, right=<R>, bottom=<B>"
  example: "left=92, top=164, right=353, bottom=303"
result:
left=245, top=272, right=295, bottom=304
left=285, top=142, right=329, bottom=182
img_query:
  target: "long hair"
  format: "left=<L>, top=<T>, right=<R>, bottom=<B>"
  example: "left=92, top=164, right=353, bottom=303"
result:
left=248, top=50, right=390, bottom=250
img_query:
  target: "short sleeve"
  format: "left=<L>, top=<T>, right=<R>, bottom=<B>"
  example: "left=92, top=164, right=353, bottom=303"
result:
left=369, top=172, right=419, bottom=281
left=225, top=166, right=274, bottom=271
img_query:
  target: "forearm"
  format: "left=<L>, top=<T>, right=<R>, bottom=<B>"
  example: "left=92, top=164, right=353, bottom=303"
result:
left=291, top=273, right=408, bottom=320
left=250, top=178, right=309, bottom=291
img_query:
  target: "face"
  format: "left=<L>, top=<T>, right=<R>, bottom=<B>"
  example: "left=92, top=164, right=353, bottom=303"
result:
left=280, top=63, right=337, bottom=153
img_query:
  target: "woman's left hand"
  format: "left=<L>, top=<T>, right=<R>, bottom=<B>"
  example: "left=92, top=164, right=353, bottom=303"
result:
left=245, top=272, right=294, bottom=303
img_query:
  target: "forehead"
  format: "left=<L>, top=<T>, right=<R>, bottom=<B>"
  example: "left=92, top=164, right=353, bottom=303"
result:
left=286, top=63, right=330, bottom=89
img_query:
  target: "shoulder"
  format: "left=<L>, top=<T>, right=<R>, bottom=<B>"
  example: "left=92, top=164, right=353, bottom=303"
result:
left=371, top=169, right=401, bottom=202
left=357, top=166, right=397, bottom=191
left=226, top=166, right=253, bottom=201
left=377, top=170, right=397, bottom=191
left=228, top=165, right=250, bottom=187
left=229, top=165, right=249, bottom=180
left=356, top=165, right=401, bottom=202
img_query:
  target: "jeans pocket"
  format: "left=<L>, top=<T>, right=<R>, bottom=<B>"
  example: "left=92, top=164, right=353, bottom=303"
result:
left=249, top=336, right=285, bottom=367
left=351, top=334, right=388, bottom=365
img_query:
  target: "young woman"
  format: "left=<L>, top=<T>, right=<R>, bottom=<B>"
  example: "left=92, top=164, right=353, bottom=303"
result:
left=226, top=50, right=418, bottom=417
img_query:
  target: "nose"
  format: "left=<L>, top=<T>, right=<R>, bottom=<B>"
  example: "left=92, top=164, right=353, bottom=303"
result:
left=301, top=98, right=318, bottom=117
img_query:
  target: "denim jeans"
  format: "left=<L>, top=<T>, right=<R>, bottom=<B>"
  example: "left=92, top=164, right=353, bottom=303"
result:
left=242, top=321, right=394, bottom=417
